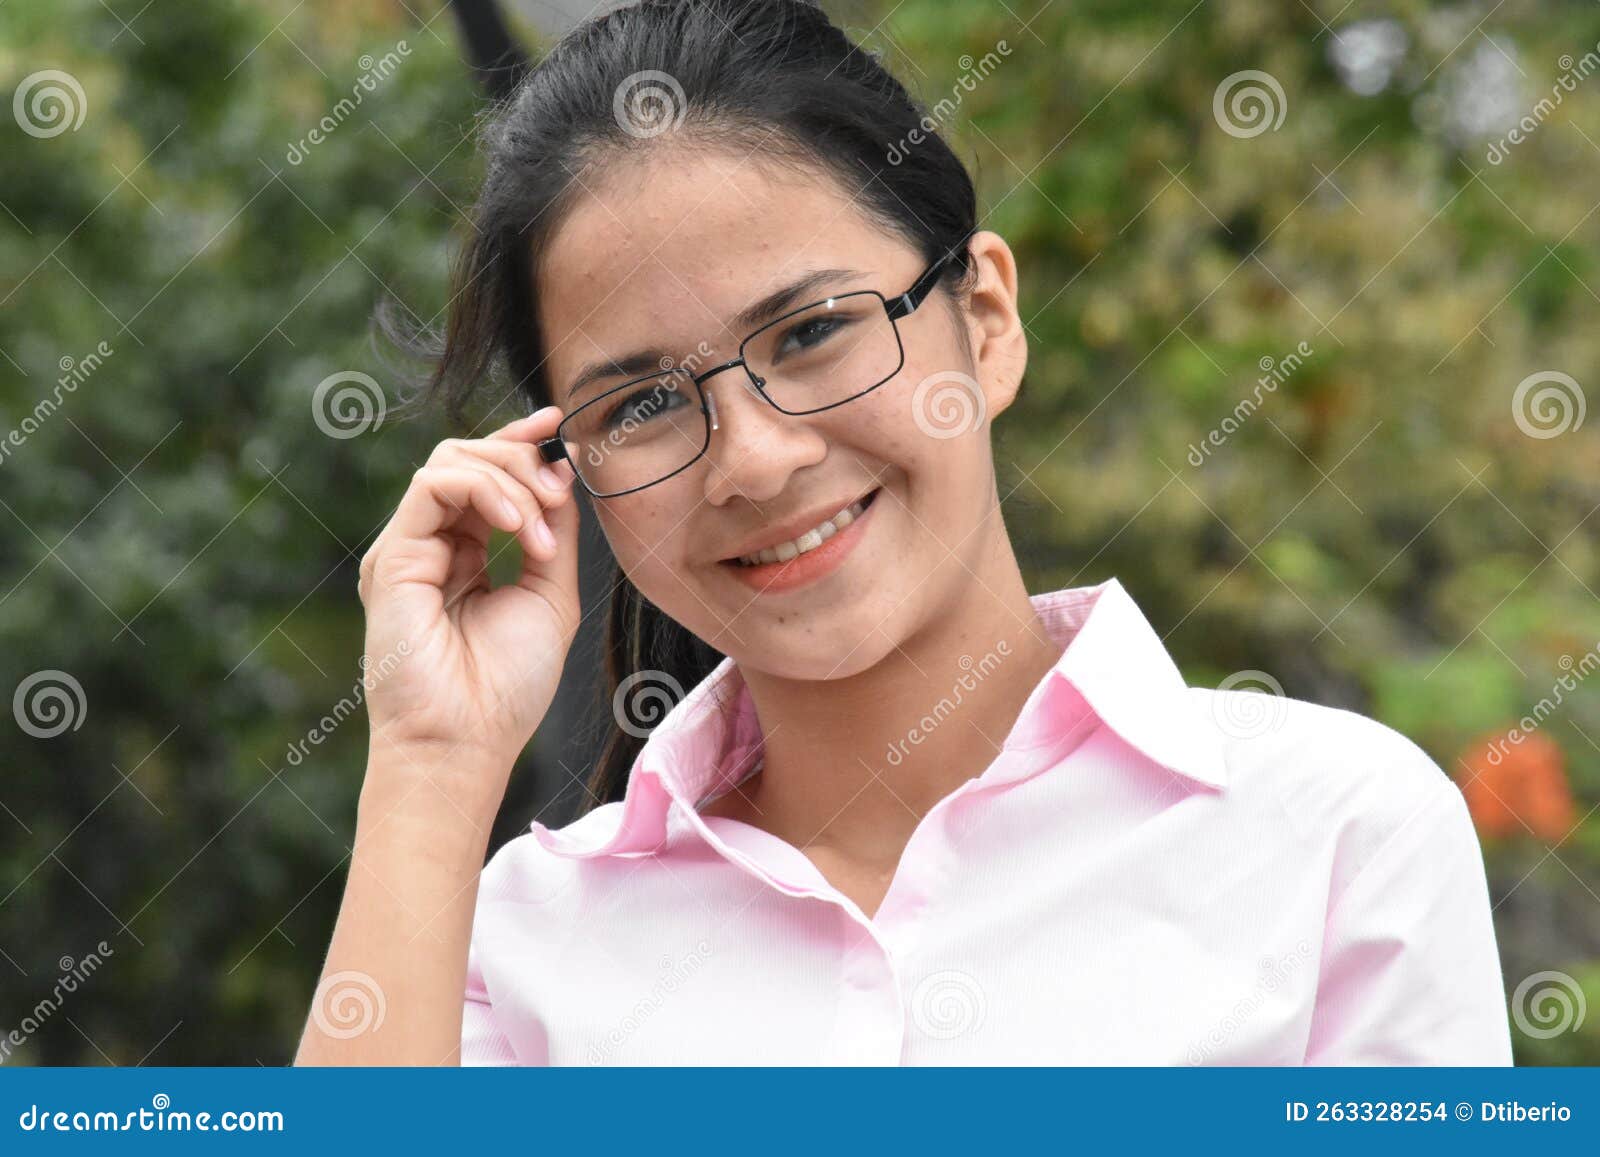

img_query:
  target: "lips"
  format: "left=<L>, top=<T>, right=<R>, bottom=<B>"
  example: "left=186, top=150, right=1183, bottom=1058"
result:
left=717, top=486, right=882, bottom=565
left=718, top=484, right=882, bottom=594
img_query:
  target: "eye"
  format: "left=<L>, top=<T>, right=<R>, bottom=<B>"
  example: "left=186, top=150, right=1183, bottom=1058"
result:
left=602, top=379, right=689, bottom=429
left=776, top=315, right=845, bottom=358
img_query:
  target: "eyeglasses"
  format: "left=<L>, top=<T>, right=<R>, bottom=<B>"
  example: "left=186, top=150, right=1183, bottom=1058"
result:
left=537, top=236, right=972, bottom=499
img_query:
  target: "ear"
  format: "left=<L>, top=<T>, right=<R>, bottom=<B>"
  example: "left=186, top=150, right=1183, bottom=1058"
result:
left=960, top=230, right=1028, bottom=422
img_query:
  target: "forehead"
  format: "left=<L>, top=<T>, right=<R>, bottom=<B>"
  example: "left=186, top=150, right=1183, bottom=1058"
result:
left=535, top=149, right=894, bottom=395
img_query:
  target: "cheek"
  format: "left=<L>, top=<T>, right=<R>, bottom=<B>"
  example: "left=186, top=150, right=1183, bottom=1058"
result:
left=596, top=495, right=687, bottom=580
left=854, top=373, right=955, bottom=478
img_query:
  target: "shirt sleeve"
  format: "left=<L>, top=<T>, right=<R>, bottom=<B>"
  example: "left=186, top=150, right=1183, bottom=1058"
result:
left=460, top=932, right=519, bottom=1065
left=1304, top=777, right=1514, bottom=1065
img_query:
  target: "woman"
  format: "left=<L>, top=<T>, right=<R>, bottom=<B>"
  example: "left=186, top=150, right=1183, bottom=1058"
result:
left=297, top=0, right=1513, bottom=1065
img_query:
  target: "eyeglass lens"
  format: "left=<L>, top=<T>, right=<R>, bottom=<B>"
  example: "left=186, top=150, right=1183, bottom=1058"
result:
left=560, top=293, right=902, bottom=496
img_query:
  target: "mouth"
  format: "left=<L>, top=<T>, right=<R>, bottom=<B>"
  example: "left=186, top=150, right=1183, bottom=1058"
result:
left=719, top=486, right=882, bottom=568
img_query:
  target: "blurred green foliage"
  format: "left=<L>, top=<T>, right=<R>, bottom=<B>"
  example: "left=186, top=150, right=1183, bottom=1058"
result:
left=2, top=0, right=1597, bottom=1064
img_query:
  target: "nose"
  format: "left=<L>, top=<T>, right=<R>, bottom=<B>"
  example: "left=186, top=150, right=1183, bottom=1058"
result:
left=699, top=368, right=827, bottom=506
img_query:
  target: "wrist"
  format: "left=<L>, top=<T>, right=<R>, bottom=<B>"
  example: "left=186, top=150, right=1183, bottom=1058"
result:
left=358, top=743, right=508, bottom=855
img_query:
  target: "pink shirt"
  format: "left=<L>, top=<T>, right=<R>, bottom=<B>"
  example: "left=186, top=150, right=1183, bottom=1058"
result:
left=461, top=577, right=1513, bottom=1065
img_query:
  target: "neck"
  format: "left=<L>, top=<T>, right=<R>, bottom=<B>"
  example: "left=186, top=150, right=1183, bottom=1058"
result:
left=728, top=531, right=1063, bottom=867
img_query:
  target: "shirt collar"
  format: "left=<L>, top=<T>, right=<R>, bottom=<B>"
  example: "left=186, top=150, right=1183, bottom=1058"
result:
left=529, top=576, right=1228, bottom=860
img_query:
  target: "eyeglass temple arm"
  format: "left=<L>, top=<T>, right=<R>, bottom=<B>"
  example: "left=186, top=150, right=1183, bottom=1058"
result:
left=537, top=437, right=566, bottom=464
left=886, top=231, right=975, bottom=321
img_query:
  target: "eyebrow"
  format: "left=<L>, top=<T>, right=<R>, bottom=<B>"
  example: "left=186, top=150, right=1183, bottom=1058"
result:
left=562, top=267, right=865, bottom=404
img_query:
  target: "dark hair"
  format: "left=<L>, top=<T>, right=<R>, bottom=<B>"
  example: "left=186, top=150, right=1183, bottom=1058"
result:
left=386, top=0, right=980, bottom=812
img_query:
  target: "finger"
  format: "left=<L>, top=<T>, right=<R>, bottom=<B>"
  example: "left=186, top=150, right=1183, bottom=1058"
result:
left=444, top=458, right=559, bottom=565
left=390, top=464, right=525, bottom=550
left=367, top=466, right=526, bottom=598
left=520, top=463, right=581, bottom=599
left=440, top=530, right=491, bottom=609
left=432, top=435, right=574, bottom=513
left=485, top=404, right=565, bottom=443
left=486, top=406, right=579, bottom=503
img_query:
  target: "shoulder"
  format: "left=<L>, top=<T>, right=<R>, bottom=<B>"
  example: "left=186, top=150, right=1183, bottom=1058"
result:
left=1185, top=684, right=1464, bottom=859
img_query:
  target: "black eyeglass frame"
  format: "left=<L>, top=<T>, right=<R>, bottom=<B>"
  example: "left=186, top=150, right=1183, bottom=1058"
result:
left=536, top=234, right=973, bottom=499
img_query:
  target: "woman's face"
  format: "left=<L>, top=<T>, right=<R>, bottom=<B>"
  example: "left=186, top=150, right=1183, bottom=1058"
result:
left=537, top=148, right=1026, bottom=680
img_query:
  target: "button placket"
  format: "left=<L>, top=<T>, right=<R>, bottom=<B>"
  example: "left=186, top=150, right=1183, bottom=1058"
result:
left=827, top=921, right=906, bottom=1064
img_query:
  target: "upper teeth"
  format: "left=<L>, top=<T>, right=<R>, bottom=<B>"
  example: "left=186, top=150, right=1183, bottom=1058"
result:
left=735, top=494, right=872, bottom=566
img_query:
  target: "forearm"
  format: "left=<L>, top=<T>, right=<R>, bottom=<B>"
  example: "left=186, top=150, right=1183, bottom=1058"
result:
left=294, top=747, right=501, bottom=1066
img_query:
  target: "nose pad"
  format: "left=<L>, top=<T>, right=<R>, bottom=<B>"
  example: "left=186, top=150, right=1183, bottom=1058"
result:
left=704, top=375, right=764, bottom=434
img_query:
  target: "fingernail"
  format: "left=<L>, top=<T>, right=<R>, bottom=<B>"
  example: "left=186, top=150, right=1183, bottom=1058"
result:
left=537, top=465, right=563, bottom=490
left=500, top=496, right=523, bottom=526
left=533, top=518, right=556, bottom=551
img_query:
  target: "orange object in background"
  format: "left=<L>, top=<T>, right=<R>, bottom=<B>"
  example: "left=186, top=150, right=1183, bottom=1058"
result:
left=1456, top=729, right=1577, bottom=843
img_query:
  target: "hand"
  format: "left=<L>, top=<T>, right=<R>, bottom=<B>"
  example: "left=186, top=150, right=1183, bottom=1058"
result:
left=356, top=407, right=580, bottom=807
